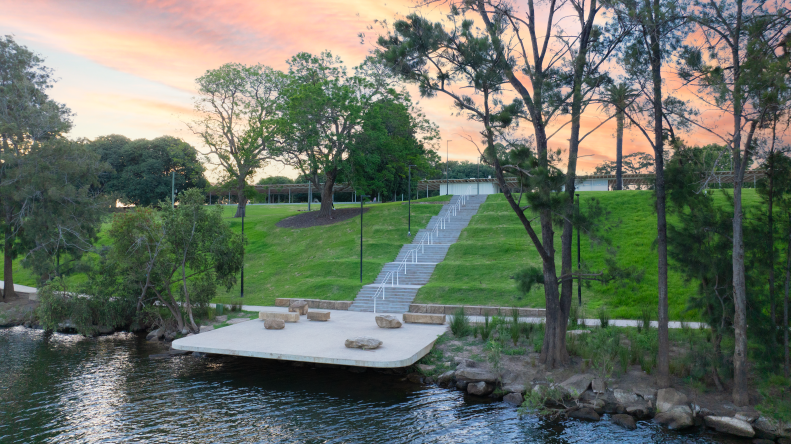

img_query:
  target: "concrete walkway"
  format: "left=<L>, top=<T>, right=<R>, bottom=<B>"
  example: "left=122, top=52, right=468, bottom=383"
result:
left=172, top=306, right=445, bottom=368
left=349, top=194, right=488, bottom=313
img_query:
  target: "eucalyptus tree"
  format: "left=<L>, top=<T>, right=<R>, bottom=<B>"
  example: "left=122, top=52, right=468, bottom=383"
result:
left=607, top=0, right=691, bottom=388
left=602, top=82, right=639, bottom=189
left=679, top=0, right=791, bottom=405
left=377, top=0, right=623, bottom=366
left=190, top=63, right=286, bottom=217
left=273, top=52, right=409, bottom=218
left=0, top=35, right=73, bottom=299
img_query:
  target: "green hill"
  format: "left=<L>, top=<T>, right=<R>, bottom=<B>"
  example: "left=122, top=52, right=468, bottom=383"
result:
left=415, top=190, right=762, bottom=320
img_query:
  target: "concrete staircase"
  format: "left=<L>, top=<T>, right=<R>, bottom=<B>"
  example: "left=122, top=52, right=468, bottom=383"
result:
left=349, top=194, right=487, bottom=313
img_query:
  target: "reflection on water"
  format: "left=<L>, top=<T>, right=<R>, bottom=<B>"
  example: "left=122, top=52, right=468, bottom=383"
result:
left=0, top=327, right=739, bottom=443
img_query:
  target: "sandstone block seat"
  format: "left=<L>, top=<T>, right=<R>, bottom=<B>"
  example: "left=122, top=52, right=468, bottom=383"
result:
left=289, top=300, right=309, bottom=315
left=258, top=311, right=299, bottom=322
left=403, top=313, right=446, bottom=325
left=264, top=319, right=285, bottom=330
left=307, top=311, right=330, bottom=321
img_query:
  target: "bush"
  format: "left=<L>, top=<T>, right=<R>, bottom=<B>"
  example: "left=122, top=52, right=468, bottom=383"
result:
left=597, top=305, right=610, bottom=328
left=479, top=314, right=493, bottom=341
left=638, top=306, right=652, bottom=333
left=449, top=307, right=471, bottom=337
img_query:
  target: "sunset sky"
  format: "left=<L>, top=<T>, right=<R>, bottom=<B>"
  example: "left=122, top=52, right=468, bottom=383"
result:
left=1, top=0, right=748, bottom=182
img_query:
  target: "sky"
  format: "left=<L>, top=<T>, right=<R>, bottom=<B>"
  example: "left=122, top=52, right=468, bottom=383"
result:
left=0, top=0, right=754, bottom=182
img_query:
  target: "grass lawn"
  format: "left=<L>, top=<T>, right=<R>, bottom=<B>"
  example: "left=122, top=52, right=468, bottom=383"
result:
left=415, top=189, right=763, bottom=320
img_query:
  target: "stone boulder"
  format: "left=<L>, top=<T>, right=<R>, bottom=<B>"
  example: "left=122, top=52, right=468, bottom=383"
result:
left=611, top=414, right=637, bottom=430
left=215, top=315, right=228, bottom=322
left=289, top=300, right=309, bottom=315
left=345, top=337, right=382, bottom=350
left=654, top=405, right=694, bottom=430
left=264, top=319, right=285, bottom=330
left=583, top=398, right=606, bottom=414
left=456, top=380, right=469, bottom=390
left=633, top=386, right=657, bottom=402
left=704, top=416, right=755, bottom=438
left=455, top=368, right=498, bottom=384
left=375, top=315, right=402, bottom=328
left=199, top=325, right=214, bottom=333
left=625, top=401, right=652, bottom=419
left=437, top=371, right=455, bottom=386
left=613, top=389, right=639, bottom=405
left=467, top=381, right=494, bottom=396
left=502, top=384, right=525, bottom=394
left=504, top=392, right=524, bottom=405
left=568, top=407, right=600, bottom=421
left=146, top=327, right=165, bottom=341
left=559, top=374, right=593, bottom=398
left=753, top=416, right=784, bottom=440
left=734, top=411, right=760, bottom=423
left=591, top=378, right=607, bottom=394
left=656, top=388, right=688, bottom=413
left=307, top=311, right=330, bottom=321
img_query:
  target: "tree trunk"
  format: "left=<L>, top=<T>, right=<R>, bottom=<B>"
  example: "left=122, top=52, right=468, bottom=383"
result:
left=783, top=222, right=790, bottom=378
left=768, top=150, right=776, bottom=330
left=317, top=169, right=337, bottom=219
left=732, top=177, right=749, bottom=405
left=233, top=178, right=247, bottom=218
left=649, top=18, right=670, bottom=388
left=3, top=221, right=15, bottom=300
left=616, top=111, right=624, bottom=190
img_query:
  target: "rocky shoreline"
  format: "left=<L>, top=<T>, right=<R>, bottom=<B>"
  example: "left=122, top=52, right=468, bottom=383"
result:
left=414, top=352, right=790, bottom=443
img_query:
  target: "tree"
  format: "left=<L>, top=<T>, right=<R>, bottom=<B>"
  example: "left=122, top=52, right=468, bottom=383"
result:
left=257, top=176, right=294, bottom=185
left=0, top=35, right=73, bottom=299
left=427, top=160, right=496, bottom=180
left=609, top=0, right=690, bottom=388
left=593, top=152, right=655, bottom=175
left=274, top=52, right=406, bottom=218
left=602, top=83, right=639, bottom=189
left=105, top=188, right=243, bottom=333
left=191, top=63, right=286, bottom=218
left=680, top=0, right=791, bottom=405
left=90, top=135, right=208, bottom=207
left=18, top=138, right=111, bottom=282
left=377, top=0, right=620, bottom=366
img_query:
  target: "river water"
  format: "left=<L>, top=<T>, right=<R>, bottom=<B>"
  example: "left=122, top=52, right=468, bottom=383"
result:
left=0, top=327, right=741, bottom=443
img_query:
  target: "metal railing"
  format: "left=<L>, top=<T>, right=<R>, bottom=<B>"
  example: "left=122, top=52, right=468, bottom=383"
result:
left=372, top=187, right=474, bottom=312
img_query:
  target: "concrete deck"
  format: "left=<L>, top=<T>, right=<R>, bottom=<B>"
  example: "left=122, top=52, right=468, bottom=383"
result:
left=171, top=307, right=447, bottom=368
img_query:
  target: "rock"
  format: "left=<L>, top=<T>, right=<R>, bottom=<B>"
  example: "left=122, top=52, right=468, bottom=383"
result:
left=502, top=384, right=525, bottom=394
left=228, top=317, right=251, bottom=325
left=467, top=381, right=494, bottom=396
left=568, top=407, right=600, bottom=421
left=307, top=311, right=330, bottom=321
left=199, top=325, right=214, bottom=333
left=164, top=330, right=177, bottom=341
left=752, top=439, right=775, bottom=444
left=181, top=328, right=189, bottom=335
left=345, top=337, right=382, bottom=350
left=97, top=326, right=114, bottom=335
left=633, top=386, right=657, bottom=401
left=375, top=315, right=402, bottom=328
left=625, top=401, right=651, bottom=419
left=407, top=373, right=423, bottom=383
left=704, top=416, right=755, bottom=438
left=146, top=327, right=164, bottom=341
left=698, top=407, right=715, bottom=418
left=259, top=311, right=299, bottom=322
left=583, top=399, right=606, bottom=413
left=402, top=313, right=446, bottom=324
left=438, top=371, right=455, bottom=385
left=779, top=439, right=791, bottom=444
left=559, top=374, right=593, bottom=398
left=656, top=388, right=688, bottom=413
left=454, top=357, right=476, bottom=367
left=654, top=405, right=694, bottom=430
left=592, top=378, right=607, bottom=394
left=264, top=319, right=285, bottom=330
left=288, top=300, right=309, bottom=315
left=456, top=380, right=469, bottom=390
left=417, top=364, right=435, bottom=373
left=753, top=416, right=782, bottom=440
left=612, top=414, right=637, bottom=430
left=214, top=315, right=228, bottom=322
left=613, top=389, right=639, bottom=405
left=504, top=392, right=524, bottom=405
left=455, top=368, right=498, bottom=384
left=735, top=412, right=760, bottom=423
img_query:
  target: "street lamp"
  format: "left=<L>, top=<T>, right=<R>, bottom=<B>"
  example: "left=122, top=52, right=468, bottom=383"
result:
left=576, top=193, right=581, bottom=306
left=359, top=194, right=368, bottom=283
left=446, top=140, right=452, bottom=195
left=408, top=164, right=416, bottom=236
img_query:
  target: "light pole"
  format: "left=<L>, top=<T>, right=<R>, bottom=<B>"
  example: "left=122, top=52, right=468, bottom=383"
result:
left=241, top=199, right=245, bottom=299
left=446, top=140, right=452, bottom=195
left=576, top=193, right=581, bottom=306
left=408, top=164, right=416, bottom=236
left=477, top=158, right=480, bottom=195
left=359, top=195, right=368, bottom=283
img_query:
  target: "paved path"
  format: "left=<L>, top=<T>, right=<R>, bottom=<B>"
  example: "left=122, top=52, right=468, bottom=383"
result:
left=349, top=194, right=488, bottom=313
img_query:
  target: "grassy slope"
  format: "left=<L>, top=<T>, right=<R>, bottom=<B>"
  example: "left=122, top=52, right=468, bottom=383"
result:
left=212, top=197, right=446, bottom=306
left=415, top=189, right=762, bottom=320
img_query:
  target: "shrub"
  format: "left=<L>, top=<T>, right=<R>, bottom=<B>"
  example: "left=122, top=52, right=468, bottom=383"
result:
left=480, top=314, right=493, bottom=341
left=449, top=308, right=471, bottom=337
left=638, top=307, right=652, bottom=333
left=597, top=305, right=610, bottom=329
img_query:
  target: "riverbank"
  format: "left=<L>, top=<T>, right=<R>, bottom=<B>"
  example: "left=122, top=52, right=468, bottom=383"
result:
left=414, top=326, right=791, bottom=443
